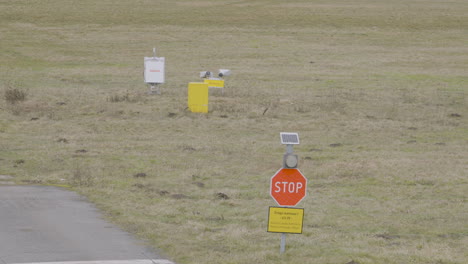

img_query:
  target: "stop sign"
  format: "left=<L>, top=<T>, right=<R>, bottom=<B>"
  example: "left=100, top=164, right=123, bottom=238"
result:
left=270, top=168, right=307, bottom=207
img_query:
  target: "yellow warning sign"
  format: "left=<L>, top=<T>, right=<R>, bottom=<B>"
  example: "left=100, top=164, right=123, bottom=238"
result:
left=188, top=82, right=209, bottom=113
left=204, top=79, right=224, bottom=88
left=267, top=207, right=304, bottom=234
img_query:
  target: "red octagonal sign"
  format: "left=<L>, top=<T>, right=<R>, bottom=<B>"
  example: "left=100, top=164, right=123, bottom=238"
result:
left=270, top=168, right=307, bottom=207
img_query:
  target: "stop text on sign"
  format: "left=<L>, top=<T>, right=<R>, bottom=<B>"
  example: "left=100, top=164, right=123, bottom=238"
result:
left=273, top=181, right=304, bottom=193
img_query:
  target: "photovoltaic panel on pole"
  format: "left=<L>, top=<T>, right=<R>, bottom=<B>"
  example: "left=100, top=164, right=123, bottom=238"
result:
left=280, top=132, right=300, bottom=145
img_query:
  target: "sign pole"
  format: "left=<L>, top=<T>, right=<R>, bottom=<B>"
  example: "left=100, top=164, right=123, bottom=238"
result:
left=280, top=233, right=286, bottom=254
left=281, top=143, right=293, bottom=254
left=268, top=132, right=306, bottom=255
left=286, top=144, right=293, bottom=155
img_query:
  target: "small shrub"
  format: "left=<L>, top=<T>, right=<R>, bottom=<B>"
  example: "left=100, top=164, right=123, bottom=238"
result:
left=107, top=93, right=130, bottom=103
left=4, top=88, right=27, bottom=104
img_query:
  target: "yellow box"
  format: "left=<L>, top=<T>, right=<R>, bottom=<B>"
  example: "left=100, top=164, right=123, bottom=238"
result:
left=188, top=82, right=209, bottom=113
left=204, top=79, right=224, bottom=88
left=267, top=207, right=304, bottom=234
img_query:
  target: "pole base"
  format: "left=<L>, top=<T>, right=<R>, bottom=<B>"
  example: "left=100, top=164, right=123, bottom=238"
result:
left=148, top=84, right=161, bottom=95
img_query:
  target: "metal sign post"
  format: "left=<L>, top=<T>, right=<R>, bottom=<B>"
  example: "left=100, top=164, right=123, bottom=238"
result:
left=280, top=233, right=286, bottom=254
left=268, top=132, right=306, bottom=254
left=282, top=133, right=296, bottom=254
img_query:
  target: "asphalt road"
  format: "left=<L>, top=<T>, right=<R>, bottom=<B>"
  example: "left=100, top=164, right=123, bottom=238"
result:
left=0, top=185, right=174, bottom=264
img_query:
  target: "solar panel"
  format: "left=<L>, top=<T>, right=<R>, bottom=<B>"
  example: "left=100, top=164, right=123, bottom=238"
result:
left=280, top=132, right=300, bottom=145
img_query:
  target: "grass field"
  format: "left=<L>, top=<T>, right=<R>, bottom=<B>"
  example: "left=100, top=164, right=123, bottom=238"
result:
left=1, top=1, right=467, bottom=263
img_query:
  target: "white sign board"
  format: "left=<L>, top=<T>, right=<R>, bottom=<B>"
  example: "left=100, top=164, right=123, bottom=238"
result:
left=144, top=57, right=165, bottom=84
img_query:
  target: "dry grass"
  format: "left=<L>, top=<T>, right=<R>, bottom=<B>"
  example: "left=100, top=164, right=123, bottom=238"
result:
left=1, top=1, right=467, bottom=264
left=4, top=87, right=27, bottom=104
